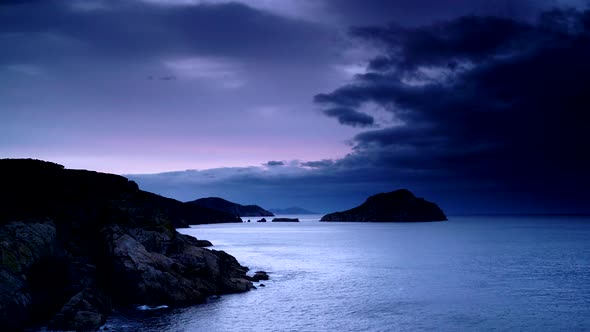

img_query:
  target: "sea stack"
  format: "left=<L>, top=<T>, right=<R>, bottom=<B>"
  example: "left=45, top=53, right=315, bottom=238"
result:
left=320, top=189, right=447, bottom=222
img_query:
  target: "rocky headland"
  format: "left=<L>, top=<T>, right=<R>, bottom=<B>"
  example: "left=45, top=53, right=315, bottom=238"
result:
left=320, top=189, right=447, bottom=222
left=187, top=197, right=274, bottom=217
left=0, top=159, right=254, bottom=331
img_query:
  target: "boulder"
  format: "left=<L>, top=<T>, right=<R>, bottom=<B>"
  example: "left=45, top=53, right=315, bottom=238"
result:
left=250, top=271, right=269, bottom=282
left=47, top=288, right=111, bottom=331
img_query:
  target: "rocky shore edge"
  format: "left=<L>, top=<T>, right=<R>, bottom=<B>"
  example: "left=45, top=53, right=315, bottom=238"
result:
left=0, top=159, right=255, bottom=331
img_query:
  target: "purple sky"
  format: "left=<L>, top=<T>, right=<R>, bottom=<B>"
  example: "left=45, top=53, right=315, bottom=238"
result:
left=2, top=0, right=589, bottom=213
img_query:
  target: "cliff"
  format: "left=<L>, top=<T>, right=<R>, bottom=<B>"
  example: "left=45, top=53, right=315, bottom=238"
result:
left=320, top=189, right=447, bottom=222
left=187, top=197, right=274, bottom=217
left=0, top=159, right=252, bottom=331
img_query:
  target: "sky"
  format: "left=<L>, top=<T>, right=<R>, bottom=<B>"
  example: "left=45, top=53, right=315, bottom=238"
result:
left=1, top=0, right=589, bottom=214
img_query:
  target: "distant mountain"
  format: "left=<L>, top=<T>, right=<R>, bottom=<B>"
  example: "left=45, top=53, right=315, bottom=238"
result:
left=321, top=189, right=447, bottom=222
left=270, top=207, right=318, bottom=215
left=187, top=197, right=274, bottom=217
left=137, top=191, right=242, bottom=227
left=0, top=159, right=240, bottom=228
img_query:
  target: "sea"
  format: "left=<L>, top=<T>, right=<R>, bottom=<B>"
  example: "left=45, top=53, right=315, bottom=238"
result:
left=104, top=215, right=590, bottom=331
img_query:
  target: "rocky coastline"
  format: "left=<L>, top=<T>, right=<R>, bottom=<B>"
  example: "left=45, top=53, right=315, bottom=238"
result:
left=0, top=159, right=255, bottom=331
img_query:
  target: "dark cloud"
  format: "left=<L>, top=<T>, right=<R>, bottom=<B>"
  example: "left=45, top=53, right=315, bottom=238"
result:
left=128, top=163, right=406, bottom=213
left=129, top=6, right=590, bottom=214
left=314, top=8, right=590, bottom=212
left=322, top=107, right=375, bottom=127
left=301, top=160, right=335, bottom=168
left=4, top=0, right=589, bottom=214
left=317, top=0, right=586, bottom=26
left=354, top=16, right=536, bottom=73
left=0, top=0, right=334, bottom=66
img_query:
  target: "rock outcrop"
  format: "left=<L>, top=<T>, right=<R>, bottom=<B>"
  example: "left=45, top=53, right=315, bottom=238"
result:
left=187, top=197, right=274, bottom=217
left=250, top=271, right=269, bottom=282
left=271, top=218, right=300, bottom=222
left=320, top=189, right=447, bottom=222
left=0, top=159, right=253, bottom=331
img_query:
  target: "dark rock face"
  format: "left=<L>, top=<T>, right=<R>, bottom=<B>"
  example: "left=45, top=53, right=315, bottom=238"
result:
left=320, top=189, right=447, bottom=222
left=256, top=218, right=267, bottom=223
left=0, top=220, right=61, bottom=331
left=0, top=159, right=253, bottom=331
left=47, top=288, right=111, bottom=331
left=271, top=218, right=300, bottom=222
left=187, top=197, right=274, bottom=217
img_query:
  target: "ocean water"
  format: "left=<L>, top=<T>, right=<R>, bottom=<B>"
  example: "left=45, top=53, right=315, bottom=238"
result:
left=105, top=215, right=590, bottom=331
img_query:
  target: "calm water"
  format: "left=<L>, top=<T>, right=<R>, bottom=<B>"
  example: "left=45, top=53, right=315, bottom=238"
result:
left=105, top=215, right=590, bottom=331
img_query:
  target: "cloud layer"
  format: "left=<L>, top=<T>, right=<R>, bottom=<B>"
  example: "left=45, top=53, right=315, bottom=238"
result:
left=3, top=1, right=589, bottom=213
left=132, top=8, right=590, bottom=214
left=313, top=8, right=590, bottom=211
left=0, top=0, right=354, bottom=173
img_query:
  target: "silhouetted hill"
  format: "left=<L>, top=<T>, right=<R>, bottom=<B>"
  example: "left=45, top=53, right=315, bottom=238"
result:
left=0, top=159, right=240, bottom=228
left=187, top=197, right=274, bottom=217
left=321, top=189, right=447, bottom=222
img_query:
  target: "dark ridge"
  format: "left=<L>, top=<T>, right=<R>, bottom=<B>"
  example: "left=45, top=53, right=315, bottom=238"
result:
left=0, top=158, right=241, bottom=228
left=187, top=197, right=274, bottom=217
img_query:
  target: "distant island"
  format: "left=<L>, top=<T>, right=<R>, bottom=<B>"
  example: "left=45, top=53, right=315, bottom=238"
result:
left=270, top=207, right=318, bottom=215
left=187, top=197, right=274, bottom=217
left=321, top=189, right=447, bottom=222
left=272, top=217, right=300, bottom=222
left=0, top=159, right=255, bottom=331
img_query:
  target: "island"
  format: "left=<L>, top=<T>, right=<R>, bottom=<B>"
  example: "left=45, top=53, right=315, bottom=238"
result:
left=187, top=197, right=274, bottom=217
left=0, top=159, right=254, bottom=331
left=272, top=218, right=300, bottom=222
left=320, top=189, right=447, bottom=222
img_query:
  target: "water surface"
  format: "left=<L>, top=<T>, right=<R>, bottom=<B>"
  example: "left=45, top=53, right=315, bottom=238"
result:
left=105, top=215, right=590, bottom=331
